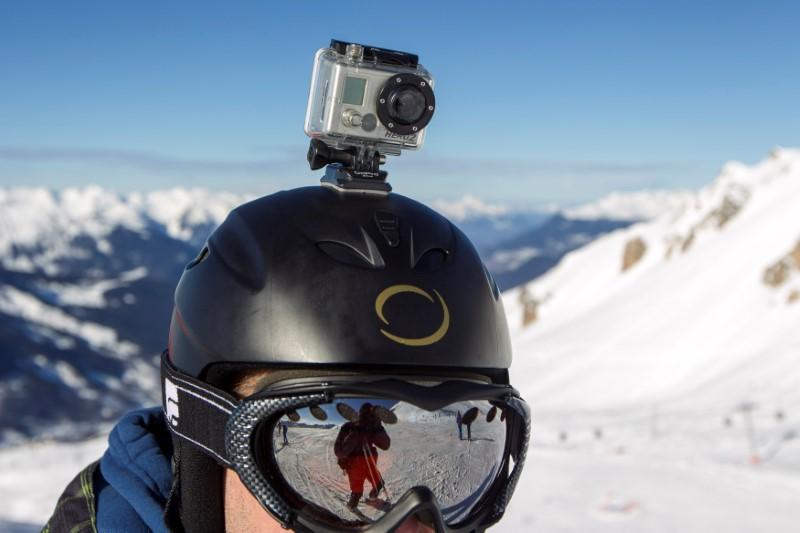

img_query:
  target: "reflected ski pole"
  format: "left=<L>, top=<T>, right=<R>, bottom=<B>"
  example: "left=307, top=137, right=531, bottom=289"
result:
left=363, top=443, right=390, bottom=501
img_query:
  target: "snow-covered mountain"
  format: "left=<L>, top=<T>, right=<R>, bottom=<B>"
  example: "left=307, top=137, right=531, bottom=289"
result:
left=507, top=147, right=800, bottom=413
left=479, top=190, right=693, bottom=290
left=499, top=150, right=800, bottom=532
left=0, top=187, right=250, bottom=443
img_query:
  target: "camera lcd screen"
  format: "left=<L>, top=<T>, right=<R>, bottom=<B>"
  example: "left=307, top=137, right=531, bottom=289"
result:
left=342, top=76, right=367, bottom=106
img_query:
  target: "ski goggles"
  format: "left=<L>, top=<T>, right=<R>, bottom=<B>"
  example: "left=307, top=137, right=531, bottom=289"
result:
left=162, top=354, right=530, bottom=533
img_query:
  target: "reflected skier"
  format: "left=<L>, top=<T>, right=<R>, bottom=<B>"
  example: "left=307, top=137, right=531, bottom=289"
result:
left=334, top=402, right=391, bottom=510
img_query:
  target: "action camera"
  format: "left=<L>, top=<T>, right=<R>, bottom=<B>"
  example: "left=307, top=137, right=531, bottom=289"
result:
left=305, top=40, right=436, bottom=157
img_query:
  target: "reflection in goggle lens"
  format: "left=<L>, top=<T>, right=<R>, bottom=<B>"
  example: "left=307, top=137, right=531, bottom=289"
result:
left=266, top=399, right=508, bottom=527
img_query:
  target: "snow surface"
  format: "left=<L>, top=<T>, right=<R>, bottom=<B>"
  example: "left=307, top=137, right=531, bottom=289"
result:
left=505, top=429, right=800, bottom=533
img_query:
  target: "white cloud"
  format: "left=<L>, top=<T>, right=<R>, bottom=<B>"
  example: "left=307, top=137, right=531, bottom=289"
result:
left=431, top=194, right=508, bottom=221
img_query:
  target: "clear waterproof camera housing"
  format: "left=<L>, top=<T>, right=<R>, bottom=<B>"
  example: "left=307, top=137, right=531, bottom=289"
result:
left=305, top=40, right=435, bottom=157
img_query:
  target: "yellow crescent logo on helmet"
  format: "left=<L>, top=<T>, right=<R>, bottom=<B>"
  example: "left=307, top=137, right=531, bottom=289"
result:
left=374, top=284, right=450, bottom=346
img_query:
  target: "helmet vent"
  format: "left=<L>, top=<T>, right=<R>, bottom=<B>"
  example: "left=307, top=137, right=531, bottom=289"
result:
left=414, top=248, right=448, bottom=272
left=317, top=227, right=386, bottom=269
left=408, top=225, right=453, bottom=271
left=374, top=210, right=400, bottom=247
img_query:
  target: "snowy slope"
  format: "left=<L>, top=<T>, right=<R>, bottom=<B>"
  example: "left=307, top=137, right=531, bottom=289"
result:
left=507, top=147, right=800, bottom=412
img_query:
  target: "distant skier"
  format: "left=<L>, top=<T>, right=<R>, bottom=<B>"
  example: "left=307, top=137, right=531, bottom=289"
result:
left=462, top=407, right=479, bottom=441
left=456, top=410, right=464, bottom=440
left=334, top=402, right=391, bottom=510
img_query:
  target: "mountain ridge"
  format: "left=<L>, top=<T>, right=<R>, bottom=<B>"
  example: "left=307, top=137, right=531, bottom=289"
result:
left=507, top=147, right=800, bottom=412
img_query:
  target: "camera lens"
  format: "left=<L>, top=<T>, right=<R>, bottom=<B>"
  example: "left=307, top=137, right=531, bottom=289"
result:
left=376, top=74, right=435, bottom=136
left=387, top=86, right=427, bottom=125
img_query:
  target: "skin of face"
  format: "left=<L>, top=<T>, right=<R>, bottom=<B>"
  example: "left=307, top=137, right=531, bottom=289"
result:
left=223, top=371, right=434, bottom=533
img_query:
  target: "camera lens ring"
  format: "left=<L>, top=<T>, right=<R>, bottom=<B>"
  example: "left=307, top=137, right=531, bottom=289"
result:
left=376, top=74, right=435, bottom=136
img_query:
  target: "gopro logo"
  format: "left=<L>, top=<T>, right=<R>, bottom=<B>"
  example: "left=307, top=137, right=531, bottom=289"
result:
left=165, top=378, right=180, bottom=427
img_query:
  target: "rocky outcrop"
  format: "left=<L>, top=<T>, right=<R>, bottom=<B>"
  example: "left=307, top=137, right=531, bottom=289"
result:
left=709, top=196, right=743, bottom=229
left=680, top=231, right=695, bottom=253
left=622, top=237, right=647, bottom=272
left=763, top=260, right=790, bottom=287
left=663, top=188, right=749, bottom=260
left=791, top=242, right=800, bottom=269
left=762, top=239, right=800, bottom=294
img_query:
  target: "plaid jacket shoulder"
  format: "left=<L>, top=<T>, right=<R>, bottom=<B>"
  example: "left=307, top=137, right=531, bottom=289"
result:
left=42, top=460, right=99, bottom=533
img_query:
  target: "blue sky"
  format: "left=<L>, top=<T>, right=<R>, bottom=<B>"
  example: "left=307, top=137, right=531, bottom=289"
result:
left=1, top=1, right=798, bottom=207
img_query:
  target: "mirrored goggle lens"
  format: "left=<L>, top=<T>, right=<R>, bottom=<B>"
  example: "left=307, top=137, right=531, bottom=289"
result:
left=262, top=398, right=509, bottom=527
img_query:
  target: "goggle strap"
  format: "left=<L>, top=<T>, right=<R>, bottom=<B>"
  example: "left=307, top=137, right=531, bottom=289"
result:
left=161, top=353, right=237, bottom=467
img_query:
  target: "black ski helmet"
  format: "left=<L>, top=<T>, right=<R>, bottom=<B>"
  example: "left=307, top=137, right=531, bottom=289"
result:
left=164, top=185, right=513, bottom=532
left=168, top=185, right=511, bottom=378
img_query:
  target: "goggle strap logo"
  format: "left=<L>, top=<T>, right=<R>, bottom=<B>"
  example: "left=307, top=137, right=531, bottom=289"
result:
left=165, top=377, right=180, bottom=427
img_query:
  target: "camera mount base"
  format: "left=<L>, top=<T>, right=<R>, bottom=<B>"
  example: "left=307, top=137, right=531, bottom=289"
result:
left=320, top=165, right=391, bottom=194
left=308, top=139, right=391, bottom=194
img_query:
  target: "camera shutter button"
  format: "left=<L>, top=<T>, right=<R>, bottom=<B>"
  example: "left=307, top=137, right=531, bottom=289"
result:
left=361, top=113, right=378, bottom=132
